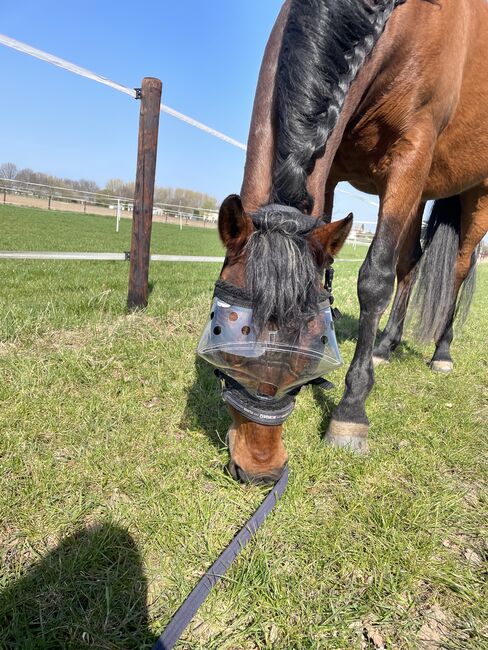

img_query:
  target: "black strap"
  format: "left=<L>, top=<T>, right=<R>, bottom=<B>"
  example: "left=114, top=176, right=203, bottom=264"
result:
left=215, top=370, right=333, bottom=426
left=152, top=466, right=289, bottom=650
left=307, top=376, right=335, bottom=390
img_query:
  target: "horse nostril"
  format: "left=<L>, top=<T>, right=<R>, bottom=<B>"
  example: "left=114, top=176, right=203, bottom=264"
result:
left=228, top=461, right=286, bottom=484
left=253, top=473, right=280, bottom=485
left=227, top=460, right=241, bottom=481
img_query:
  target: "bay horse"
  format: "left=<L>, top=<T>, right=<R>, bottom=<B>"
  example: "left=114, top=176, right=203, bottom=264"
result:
left=212, top=0, right=488, bottom=482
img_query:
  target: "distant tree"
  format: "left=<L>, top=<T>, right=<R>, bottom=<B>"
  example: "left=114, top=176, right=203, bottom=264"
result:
left=103, top=178, right=135, bottom=198
left=201, top=196, right=218, bottom=210
left=1, top=162, right=217, bottom=208
left=76, top=179, right=100, bottom=193
left=0, top=162, right=18, bottom=180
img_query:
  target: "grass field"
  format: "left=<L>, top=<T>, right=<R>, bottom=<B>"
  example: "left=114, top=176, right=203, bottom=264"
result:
left=0, top=204, right=487, bottom=649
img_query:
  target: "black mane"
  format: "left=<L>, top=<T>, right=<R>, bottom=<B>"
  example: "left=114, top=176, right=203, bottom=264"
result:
left=245, top=204, right=322, bottom=333
left=272, top=0, right=407, bottom=213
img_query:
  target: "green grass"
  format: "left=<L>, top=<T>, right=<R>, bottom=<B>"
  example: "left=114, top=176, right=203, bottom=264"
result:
left=0, top=204, right=226, bottom=256
left=0, top=204, right=487, bottom=649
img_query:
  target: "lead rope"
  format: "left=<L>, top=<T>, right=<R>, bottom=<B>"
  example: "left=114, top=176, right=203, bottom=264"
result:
left=152, top=466, right=289, bottom=650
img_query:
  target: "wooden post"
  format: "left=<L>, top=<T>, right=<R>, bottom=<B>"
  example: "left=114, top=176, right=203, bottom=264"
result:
left=48, top=195, right=52, bottom=210
left=3, top=189, right=6, bottom=204
left=127, top=77, right=162, bottom=310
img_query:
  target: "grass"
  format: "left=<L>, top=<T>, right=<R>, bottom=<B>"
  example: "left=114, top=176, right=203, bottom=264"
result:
left=0, top=204, right=487, bottom=649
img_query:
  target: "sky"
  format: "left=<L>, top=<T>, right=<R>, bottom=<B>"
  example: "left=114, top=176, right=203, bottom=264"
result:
left=0, top=0, right=379, bottom=227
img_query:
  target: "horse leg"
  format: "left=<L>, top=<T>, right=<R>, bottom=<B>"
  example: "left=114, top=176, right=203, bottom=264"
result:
left=323, top=179, right=336, bottom=222
left=430, top=182, right=488, bottom=372
left=325, top=125, right=435, bottom=451
left=372, top=204, right=424, bottom=365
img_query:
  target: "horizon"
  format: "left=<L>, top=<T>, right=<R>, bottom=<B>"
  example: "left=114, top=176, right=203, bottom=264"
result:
left=1, top=1, right=380, bottom=229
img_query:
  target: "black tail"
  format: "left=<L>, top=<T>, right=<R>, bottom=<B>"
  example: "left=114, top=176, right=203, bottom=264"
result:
left=409, top=196, right=478, bottom=343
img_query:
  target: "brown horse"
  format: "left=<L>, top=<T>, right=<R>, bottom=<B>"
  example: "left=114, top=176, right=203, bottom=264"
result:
left=214, top=0, right=488, bottom=482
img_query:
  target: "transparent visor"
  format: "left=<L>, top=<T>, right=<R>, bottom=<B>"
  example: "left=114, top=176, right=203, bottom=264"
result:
left=196, top=295, right=342, bottom=400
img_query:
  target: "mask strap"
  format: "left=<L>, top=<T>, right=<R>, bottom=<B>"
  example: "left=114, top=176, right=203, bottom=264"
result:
left=213, top=280, right=253, bottom=308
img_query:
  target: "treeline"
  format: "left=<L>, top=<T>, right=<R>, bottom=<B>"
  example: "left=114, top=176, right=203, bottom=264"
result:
left=0, top=162, right=218, bottom=209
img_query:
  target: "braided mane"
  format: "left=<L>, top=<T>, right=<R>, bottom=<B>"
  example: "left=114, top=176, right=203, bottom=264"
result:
left=272, top=0, right=407, bottom=213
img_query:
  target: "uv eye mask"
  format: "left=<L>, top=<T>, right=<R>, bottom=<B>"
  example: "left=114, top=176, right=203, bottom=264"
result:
left=196, top=280, right=342, bottom=424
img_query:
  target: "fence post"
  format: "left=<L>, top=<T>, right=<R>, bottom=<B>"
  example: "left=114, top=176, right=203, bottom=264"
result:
left=48, top=195, right=52, bottom=210
left=3, top=189, right=6, bottom=204
left=116, top=198, right=121, bottom=233
left=127, top=77, right=162, bottom=310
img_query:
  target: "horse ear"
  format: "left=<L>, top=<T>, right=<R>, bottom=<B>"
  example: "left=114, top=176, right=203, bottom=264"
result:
left=218, top=194, right=254, bottom=249
left=311, top=213, right=353, bottom=257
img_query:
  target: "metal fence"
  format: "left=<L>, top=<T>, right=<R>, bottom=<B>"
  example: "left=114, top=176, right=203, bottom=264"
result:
left=0, top=178, right=218, bottom=229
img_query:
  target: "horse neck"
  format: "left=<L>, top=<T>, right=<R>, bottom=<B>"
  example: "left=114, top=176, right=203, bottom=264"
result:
left=306, top=18, right=400, bottom=217
left=241, top=1, right=401, bottom=218
left=240, top=1, right=291, bottom=215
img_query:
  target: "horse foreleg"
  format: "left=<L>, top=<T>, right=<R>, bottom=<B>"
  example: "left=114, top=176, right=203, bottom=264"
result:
left=323, top=179, right=336, bottom=223
left=326, top=125, right=435, bottom=451
left=372, top=204, right=424, bottom=365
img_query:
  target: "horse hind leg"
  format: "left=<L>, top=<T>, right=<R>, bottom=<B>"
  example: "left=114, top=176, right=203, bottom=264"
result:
left=373, top=204, right=424, bottom=366
left=430, top=182, right=488, bottom=372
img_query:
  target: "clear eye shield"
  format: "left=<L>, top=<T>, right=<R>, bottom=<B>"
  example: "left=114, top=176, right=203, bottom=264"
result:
left=197, top=279, right=342, bottom=424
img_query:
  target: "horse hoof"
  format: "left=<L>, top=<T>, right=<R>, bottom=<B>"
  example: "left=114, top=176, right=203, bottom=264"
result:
left=372, top=355, right=390, bottom=367
left=324, top=420, right=369, bottom=454
left=430, top=360, right=453, bottom=373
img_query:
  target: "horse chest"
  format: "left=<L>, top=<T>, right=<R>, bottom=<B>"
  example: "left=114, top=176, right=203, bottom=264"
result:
left=330, top=124, right=398, bottom=194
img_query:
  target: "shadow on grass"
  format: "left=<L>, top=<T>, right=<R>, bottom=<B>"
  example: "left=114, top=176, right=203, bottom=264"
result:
left=0, top=523, right=158, bottom=649
left=182, top=356, right=231, bottom=451
left=333, top=311, right=425, bottom=364
left=148, top=279, right=157, bottom=297
left=333, top=311, right=359, bottom=344
left=389, top=339, right=425, bottom=363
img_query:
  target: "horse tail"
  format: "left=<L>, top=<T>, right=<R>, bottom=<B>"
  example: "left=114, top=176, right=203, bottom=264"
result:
left=272, top=0, right=406, bottom=212
left=409, top=195, right=478, bottom=343
left=455, top=243, right=480, bottom=327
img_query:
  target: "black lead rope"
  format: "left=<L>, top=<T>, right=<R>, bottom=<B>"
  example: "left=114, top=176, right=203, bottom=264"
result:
left=153, top=264, right=340, bottom=647
left=152, top=466, right=289, bottom=650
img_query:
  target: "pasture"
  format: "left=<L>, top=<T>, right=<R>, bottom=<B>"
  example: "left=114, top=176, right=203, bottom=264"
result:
left=0, top=204, right=487, bottom=649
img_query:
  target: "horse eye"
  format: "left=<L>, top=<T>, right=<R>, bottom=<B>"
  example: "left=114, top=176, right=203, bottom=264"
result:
left=321, top=335, right=328, bottom=344
left=210, top=311, right=215, bottom=320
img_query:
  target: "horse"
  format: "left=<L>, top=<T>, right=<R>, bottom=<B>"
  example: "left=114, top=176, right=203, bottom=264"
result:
left=208, top=0, right=488, bottom=483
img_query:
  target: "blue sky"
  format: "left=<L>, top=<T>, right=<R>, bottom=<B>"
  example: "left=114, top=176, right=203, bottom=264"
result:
left=0, top=0, right=379, bottom=227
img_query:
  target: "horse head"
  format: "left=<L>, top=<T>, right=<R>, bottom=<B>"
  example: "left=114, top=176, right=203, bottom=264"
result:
left=198, top=194, right=352, bottom=484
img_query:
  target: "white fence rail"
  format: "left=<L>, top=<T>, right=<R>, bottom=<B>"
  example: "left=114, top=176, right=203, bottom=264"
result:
left=0, top=250, right=363, bottom=263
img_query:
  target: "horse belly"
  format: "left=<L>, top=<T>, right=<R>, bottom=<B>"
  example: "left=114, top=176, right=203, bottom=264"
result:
left=424, top=128, right=488, bottom=200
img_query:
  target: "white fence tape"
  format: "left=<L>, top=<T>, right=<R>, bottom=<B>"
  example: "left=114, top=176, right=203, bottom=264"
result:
left=0, top=33, right=247, bottom=151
